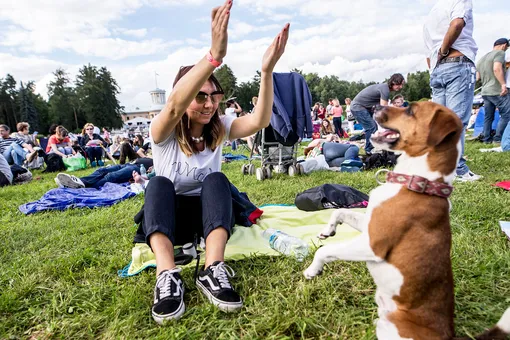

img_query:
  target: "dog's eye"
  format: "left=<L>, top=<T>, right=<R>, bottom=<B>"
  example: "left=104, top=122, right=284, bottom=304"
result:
left=405, top=107, right=414, bottom=116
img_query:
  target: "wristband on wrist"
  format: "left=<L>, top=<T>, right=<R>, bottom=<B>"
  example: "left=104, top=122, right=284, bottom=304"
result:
left=440, top=48, right=449, bottom=57
left=206, top=51, right=222, bottom=68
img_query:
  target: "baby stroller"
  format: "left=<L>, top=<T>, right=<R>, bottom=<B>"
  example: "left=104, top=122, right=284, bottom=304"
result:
left=241, top=72, right=313, bottom=180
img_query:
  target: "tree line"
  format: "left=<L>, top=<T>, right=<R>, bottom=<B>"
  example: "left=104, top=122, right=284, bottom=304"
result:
left=0, top=65, right=123, bottom=135
left=214, top=65, right=432, bottom=111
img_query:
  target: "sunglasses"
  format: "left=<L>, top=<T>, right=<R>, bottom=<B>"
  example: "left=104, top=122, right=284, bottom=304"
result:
left=195, top=91, right=224, bottom=105
left=86, top=128, right=93, bottom=130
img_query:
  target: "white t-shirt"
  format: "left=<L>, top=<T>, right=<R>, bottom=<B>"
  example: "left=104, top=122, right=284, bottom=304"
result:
left=225, top=107, right=237, bottom=118
left=151, top=115, right=236, bottom=196
left=423, top=0, right=477, bottom=71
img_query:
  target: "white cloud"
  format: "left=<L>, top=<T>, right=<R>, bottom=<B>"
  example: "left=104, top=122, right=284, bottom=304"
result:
left=1, top=0, right=509, bottom=111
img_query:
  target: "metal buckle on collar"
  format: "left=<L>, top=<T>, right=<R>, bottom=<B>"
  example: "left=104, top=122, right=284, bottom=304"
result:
left=408, top=175, right=427, bottom=193
left=375, top=169, right=390, bottom=185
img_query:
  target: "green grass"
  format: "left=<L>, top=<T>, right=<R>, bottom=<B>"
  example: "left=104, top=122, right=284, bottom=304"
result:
left=1, top=141, right=510, bottom=339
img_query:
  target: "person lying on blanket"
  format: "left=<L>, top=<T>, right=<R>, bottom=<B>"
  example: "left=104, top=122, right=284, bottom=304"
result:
left=133, top=1, right=289, bottom=324
left=304, top=141, right=360, bottom=168
left=54, top=156, right=154, bottom=189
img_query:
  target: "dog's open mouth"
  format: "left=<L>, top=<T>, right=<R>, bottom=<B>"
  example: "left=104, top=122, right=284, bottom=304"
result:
left=371, top=127, right=400, bottom=144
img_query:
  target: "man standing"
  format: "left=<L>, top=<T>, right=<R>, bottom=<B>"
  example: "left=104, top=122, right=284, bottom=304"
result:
left=476, top=38, right=510, bottom=144
left=423, top=0, right=480, bottom=182
left=350, top=73, right=405, bottom=154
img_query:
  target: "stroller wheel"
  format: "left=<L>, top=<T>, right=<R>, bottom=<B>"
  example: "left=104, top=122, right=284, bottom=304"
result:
left=248, top=164, right=255, bottom=175
left=264, top=167, right=272, bottom=179
left=256, top=168, right=265, bottom=181
left=288, top=165, right=297, bottom=176
left=296, top=163, right=304, bottom=175
left=241, top=164, right=248, bottom=175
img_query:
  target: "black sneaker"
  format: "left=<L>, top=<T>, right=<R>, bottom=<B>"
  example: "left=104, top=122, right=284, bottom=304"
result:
left=196, top=261, right=243, bottom=312
left=152, top=268, right=185, bottom=324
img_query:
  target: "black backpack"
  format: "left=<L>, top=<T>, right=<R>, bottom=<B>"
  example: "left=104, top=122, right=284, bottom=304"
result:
left=43, top=153, right=66, bottom=173
left=295, top=184, right=369, bottom=211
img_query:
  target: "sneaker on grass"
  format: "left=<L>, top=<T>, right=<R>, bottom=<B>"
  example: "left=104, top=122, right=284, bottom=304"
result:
left=455, top=171, right=482, bottom=182
left=152, top=268, right=185, bottom=324
left=196, top=261, right=243, bottom=312
left=55, top=173, right=85, bottom=188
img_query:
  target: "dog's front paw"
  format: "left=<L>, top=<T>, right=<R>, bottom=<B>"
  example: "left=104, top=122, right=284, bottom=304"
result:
left=317, top=225, right=336, bottom=239
left=303, top=264, right=323, bottom=279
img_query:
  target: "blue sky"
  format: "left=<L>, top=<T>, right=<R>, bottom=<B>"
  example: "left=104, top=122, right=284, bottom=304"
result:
left=0, top=0, right=508, bottom=111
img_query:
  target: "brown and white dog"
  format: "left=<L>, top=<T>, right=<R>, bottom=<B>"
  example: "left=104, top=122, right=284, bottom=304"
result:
left=303, top=102, right=510, bottom=339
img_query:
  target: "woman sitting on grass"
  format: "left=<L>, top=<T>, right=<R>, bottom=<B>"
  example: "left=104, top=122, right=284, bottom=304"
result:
left=137, top=0, right=289, bottom=324
left=80, top=123, right=107, bottom=167
left=46, top=125, right=76, bottom=158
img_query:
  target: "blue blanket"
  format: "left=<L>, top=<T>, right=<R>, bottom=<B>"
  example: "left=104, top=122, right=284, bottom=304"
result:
left=19, top=182, right=136, bottom=215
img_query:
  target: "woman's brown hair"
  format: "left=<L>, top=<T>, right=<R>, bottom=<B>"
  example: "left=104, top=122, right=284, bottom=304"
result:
left=134, top=134, right=144, bottom=147
left=320, top=119, right=334, bottom=135
left=17, top=122, right=29, bottom=132
left=55, top=126, right=69, bottom=140
left=172, top=65, right=226, bottom=157
left=119, top=142, right=139, bottom=164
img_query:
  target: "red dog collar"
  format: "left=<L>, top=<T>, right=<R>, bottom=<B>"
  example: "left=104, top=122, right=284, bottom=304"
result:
left=377, top=170, right=453, bottom=198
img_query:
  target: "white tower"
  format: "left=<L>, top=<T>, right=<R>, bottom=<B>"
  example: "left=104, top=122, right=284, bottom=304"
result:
left=149, top=88, right=166, bottom=115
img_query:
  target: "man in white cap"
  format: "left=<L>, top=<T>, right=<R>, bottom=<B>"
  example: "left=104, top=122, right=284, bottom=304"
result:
left=476, top=38, right=510, bottom=144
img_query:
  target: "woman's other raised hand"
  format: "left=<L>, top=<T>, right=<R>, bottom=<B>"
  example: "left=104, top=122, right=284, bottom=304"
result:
left=261, top=23, right=290, bottom=73
left=210, top=0, right=233, bottom=63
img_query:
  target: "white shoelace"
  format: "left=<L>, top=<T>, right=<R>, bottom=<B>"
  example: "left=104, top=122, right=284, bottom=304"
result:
left=211, top=262, right=235, bottom=289
left=157, top=268, right=183, bottom=299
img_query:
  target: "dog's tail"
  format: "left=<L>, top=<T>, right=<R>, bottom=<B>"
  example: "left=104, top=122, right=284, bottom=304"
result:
left=455, top=307, right=510, bottom=340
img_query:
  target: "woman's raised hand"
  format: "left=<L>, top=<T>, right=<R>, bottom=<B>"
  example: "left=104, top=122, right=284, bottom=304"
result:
left=210, top=0, right=233, bottom=62
left=261, top=23, right=290, bottom=73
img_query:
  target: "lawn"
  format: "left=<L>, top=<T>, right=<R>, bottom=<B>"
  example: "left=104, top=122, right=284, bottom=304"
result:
left=1, top=140, right=510, bottom=339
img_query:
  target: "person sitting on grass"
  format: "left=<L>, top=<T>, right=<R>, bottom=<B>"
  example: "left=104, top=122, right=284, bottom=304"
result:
left=319, top=119, right=338, bottom=140
left=12, top=122, right=40, bottom=148
left=46, top=125, right=76, bottom=158
left=0, top=154, right=32, bottom=187
left=80, top=123, right=107, bottom=167
left=133, top=134, right=144, bottom=151
left=136, top=0, right=289, bottom=324
left=55, top=143, right=154, bottom=189
left=0, top=124, right=38, bottom=166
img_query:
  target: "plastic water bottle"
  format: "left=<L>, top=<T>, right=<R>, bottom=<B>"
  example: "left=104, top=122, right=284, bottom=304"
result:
left=140, top=164, right=146, bottom=176
left=261, top=228, right=309, bottom=262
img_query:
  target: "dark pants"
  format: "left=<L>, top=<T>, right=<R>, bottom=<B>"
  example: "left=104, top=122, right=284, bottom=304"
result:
left=85, top=146, right=103, bottom=162
left=139, top=173, right=235, bottom=247
left=332, top=117, right=344, bottom=138
left=482, top=94, right=510, bottom=143
left=80, top=164, right=139, bottom=189
left=351, top=108, right=377, bottom=153
left=0, top=170, right=10, bottom=187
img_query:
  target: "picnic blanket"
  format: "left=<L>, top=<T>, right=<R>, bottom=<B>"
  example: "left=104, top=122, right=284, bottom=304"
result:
left=19, top=182, right=136, bottom=215
left=119, top=205, right=364, bottom=277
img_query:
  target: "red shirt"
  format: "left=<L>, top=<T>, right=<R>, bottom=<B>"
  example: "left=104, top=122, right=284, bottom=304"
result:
left=46, top=135, right=71, bottom=153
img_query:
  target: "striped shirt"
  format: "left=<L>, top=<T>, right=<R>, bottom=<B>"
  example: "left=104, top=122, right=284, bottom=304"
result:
left=0, top=137, right=25, bottom=153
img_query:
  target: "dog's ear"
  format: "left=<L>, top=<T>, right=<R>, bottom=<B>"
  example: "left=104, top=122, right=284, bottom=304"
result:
left=427, top=107, right=462, bottom=148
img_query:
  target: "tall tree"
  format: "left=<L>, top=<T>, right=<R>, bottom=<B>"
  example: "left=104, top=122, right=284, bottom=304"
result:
left=0, top=75, right=19, bottom=130
left=402, top=71, right=431, bottom=102
left=214, top=64, right=237, bottom=99
left=47, top=68, right=78, bottom=130
left=18, top=81, right=39, bottom=132
left=75, top=64, right=123, bottom=129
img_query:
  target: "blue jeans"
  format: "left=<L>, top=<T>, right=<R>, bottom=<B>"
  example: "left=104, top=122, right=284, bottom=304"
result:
left=502, top=121, right=510, bottom=152
left=80, top=164, right=139, bottom=189
left=430, top=60, right=476, bottom=175
left=137, top=173, right=235, bottom=246
left=2, top=143, right=27, bottom=166
left=50, top=146, right=74, bottom=155
left=84, top=146, right=103, bottom=162
left=481, top=94, right=510, bottom=143
left=351, top=108, right=377, bottom=153
left=322, top=142, right=360, bottom=167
